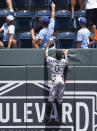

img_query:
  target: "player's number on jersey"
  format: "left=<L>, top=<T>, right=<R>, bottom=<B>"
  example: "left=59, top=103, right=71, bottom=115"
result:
left=55, top=65, right=60, bottom=72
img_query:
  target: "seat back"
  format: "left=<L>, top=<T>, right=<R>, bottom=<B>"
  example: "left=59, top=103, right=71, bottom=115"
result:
left=56, top=32, right=77, bottom=49
left=19, top=32, right=32, bottom=48
left=15, top=10, right=33, bottom=32
left=13, top=0, right=30, bottom=10
left=55, top=10, right=72, bottom=31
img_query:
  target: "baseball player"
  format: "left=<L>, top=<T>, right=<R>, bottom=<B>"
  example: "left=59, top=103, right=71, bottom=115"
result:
left=44, top=48, right=68, bottom=123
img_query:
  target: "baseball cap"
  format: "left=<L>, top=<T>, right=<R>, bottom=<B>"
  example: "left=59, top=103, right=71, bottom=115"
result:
left=78, top=17, right=87, bottom=25
left=7, top=15, right=14, bottom=21
left=41, top=16, right=50, bottom=26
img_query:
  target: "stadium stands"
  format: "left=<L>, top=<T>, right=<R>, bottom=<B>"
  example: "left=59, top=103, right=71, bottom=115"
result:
left=12, top=0, right=31, bottom=10
left=51, top=0, right=69, bottom=10
left=34, top=10, right=51, bottom=29
left=19, top=32, right=32, bottom=48
left=0, top=0, right=7, bottom=9
left=0, top=10, right=14, bottom=27
left=0, top=0, right=97, bottom=49
left=56, top=32, right=77, bottom=48
left=15, top=10, right=33, bottom=32
left=0, top=33, right=3, bottom=41
left=31, top=0, right=50, bottom=9
left=74, top=10, right=86, bottom=30
left=55, top=10, right=72, bottom=31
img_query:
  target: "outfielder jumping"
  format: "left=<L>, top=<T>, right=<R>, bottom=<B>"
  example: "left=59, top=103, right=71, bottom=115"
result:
left=45, top=47, right=69, bottom=123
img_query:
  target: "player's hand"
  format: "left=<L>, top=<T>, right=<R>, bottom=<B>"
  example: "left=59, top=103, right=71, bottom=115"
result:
left=51, top=2, right=55, bottom=9
left=45, top=43, right=50, bottom=48
left=64, top=49, right=68, bottom=55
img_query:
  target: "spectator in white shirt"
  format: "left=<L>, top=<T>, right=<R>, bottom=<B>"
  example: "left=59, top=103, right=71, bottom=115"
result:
left=77, top=17, right=90, bottom=48
left=0, top=15, right=17, bottom=48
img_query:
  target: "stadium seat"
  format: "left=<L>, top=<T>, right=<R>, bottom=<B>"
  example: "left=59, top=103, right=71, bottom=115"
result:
left=31, top=0, right=49, bottom=8
left=14, top=34, right=19, bottom=48
left=0, top=33, right=3, bottom=41
left=0, top=10, right=14, bottom=28
left=15, top=10, right=33, bottom=32
left=55, top=10, right=72, bottom=31
left=0, top=0, right=7, bottom=9
left=12, top=0, right=30, bottom=10
left=56, top=32, right=77, bottom=49
left=19, top=32, right=32, bottom=48
left=74, top=10, right=86, bottom=30
left=50, top=0, right=69, bottom=9
left=34, top=10, right=51, bottom=28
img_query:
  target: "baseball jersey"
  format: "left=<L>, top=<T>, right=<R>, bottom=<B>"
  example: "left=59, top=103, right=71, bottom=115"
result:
left=1, top=23, right=15, bottom=42
left=77, top=27, right=90, bottom=48
left=46, top=56, right=68, bottom=78
left=37, top=18, right=55, bottom=48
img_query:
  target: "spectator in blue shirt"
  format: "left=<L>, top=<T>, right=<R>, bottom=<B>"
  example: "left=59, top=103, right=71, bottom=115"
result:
left=32, top=2, right=55, bottom=49
left=77, top=17, right=90, bottom=48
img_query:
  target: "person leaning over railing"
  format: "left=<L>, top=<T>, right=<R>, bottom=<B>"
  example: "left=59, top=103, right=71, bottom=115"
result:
left=32, top=2, right=55, bottom=49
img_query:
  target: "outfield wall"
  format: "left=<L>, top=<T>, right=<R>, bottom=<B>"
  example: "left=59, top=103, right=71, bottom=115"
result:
left=0, top=49, right=97, bottom=131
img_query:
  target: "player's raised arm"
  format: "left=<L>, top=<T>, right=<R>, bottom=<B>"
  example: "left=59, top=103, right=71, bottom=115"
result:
left=45, top=47, right=49, bottom=58
left=64, top=49, right=69, bottom=65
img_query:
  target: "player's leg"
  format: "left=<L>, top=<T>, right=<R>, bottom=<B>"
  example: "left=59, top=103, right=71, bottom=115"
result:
left=55, top=101, right=62, bottom=123
left=44, top=101, right=52, bottom=123
left=48, top=83, right=57, bottom=103
left=44, top=83, right=58, bottom=123
left=56, top=83, right=65, bottom=123
left=57, top=83, right=65, bottom=103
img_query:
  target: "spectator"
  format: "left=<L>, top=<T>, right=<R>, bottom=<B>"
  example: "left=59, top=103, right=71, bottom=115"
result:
left=90, top=29, right=97, bottom=46
left=6, top=0, right=14, bottom=12
left=0, top=15, right=17, bottom=48
left=31, top=17, right=43, bottom=45
left=32, top=2, right=55, bottom=49
left=85, top=0, right=97, bottom=39
left=71, top=0, right=84, bottom=19
left=77, top=17, right=90, bottom=48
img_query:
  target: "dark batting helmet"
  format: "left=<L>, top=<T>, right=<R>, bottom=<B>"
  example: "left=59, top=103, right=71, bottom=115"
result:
left=56, top=50, right=63, bottom=60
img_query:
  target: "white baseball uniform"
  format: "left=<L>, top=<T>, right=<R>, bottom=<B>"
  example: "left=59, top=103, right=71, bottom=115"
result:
left=46, top=56, right=68, bottom=103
